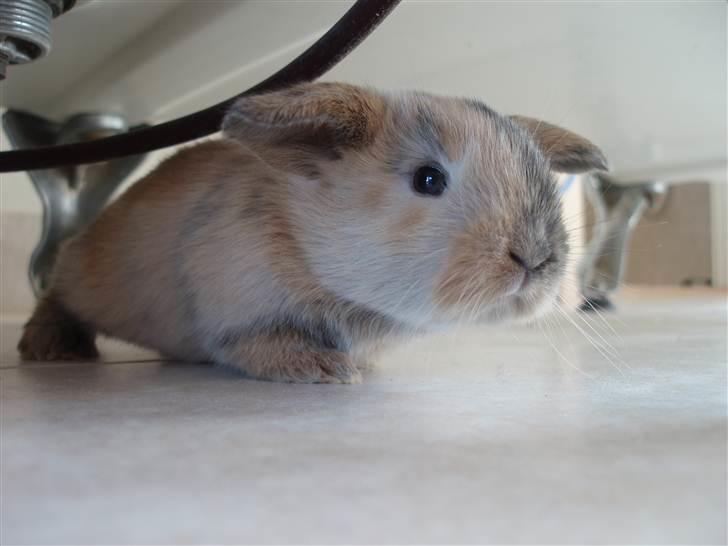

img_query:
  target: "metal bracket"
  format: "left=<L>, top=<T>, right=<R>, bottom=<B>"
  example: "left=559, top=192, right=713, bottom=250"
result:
left=578, top=173, right=668, bottom=311
left=2, top=110, right=147, bottom=296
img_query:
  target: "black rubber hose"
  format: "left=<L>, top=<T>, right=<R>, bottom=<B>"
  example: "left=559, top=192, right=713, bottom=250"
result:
left=0, top=0, right=401, bottom=173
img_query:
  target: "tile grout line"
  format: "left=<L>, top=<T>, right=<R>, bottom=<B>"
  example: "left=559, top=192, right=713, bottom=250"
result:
left=0, top=359, right=169, bottom=371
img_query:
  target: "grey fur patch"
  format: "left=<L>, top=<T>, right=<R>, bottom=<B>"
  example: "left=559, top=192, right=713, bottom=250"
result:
left=339, top=301, right=404, bottom=342
left=413, top=102, right=448, bottom=160
left=465, top=99, right=497, bottom=119
left=174, top=178, right=228, bottom=327
left=214, top=313, right=344, bottom=352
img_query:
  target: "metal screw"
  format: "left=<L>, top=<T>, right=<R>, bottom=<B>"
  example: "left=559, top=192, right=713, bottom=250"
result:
left=0, top=0, right=75, bottom=81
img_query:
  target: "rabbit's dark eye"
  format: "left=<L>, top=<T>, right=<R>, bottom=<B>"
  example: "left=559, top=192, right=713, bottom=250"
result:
left=412, top=166, right=447, bottom=197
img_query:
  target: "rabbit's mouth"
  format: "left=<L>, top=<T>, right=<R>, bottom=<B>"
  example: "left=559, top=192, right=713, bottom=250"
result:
left=429, top=255, right=566, bottom=326
left=462, top=285, right=562, bottom=326
left=432, top=251, right=564, bottom=322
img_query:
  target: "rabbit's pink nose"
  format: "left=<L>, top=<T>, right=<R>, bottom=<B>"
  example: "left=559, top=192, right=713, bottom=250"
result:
left=508, top=250, right=529, bottom=270
left=508, top=250, right=553, bottom=273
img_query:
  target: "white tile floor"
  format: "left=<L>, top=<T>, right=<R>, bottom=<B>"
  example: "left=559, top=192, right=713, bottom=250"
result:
left=1, top=289, right=726, bottom=544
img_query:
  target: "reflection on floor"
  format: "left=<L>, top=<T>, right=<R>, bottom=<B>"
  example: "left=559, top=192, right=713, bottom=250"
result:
left=2, top=288, right=726, bottom=544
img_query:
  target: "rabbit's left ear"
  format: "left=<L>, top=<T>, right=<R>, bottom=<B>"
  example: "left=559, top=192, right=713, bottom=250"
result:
left=510, top=116, right=608, bottom=173
left=222, top=82, right=385, bottom=157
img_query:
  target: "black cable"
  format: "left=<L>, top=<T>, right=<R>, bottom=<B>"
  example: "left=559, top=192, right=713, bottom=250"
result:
left=0, top=0, right=401, bottom=173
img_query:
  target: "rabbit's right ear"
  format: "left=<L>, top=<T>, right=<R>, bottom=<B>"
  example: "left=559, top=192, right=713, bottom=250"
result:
left=509, top=116, right=608, bottom=173
left=222, top=82, right=386, bottom=171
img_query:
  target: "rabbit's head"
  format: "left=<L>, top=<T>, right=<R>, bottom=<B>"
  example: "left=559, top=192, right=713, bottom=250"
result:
left=223, top=83, right=606, bottom=327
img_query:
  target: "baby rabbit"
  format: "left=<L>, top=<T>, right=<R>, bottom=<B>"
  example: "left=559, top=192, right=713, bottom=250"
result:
left=18, top=82, right=606, bottom=383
